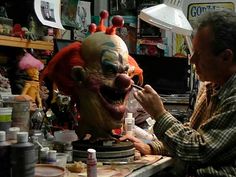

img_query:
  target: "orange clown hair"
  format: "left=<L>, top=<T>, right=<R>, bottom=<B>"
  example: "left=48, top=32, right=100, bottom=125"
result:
left=40, top=42, right=84, bottom=101
left=128, top=55, right=143, bottom=85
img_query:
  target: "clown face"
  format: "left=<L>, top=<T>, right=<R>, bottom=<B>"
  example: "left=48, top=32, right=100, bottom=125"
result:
left=72, top=32, right=133, bottom=140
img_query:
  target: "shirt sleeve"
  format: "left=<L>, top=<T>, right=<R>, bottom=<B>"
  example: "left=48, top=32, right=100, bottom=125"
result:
left=148, top=139, right=169, bottom=156
left=153, top=106, right=236, bottom=164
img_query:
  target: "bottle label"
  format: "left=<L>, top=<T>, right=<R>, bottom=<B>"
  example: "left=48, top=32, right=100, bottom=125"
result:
left=87, top=164, right=97, bottom=177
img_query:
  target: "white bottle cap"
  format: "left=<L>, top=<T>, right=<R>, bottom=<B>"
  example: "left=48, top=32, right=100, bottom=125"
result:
left=17, top=132, right=29, bottom=143
left=87, top=148, right=96, bottom=160
left=127, top=112, right=133, bottom=119
left=0, top=131, right=6, bottom=142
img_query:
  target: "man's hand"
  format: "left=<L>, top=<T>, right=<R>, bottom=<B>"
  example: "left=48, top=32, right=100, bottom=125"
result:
left=133, top=84, right=166, bottom=119
left=119, top=134, right=152, bottom=155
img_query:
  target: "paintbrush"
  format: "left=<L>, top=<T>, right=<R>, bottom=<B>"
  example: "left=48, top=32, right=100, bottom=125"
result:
left=131, top=84, right=167, bottom=102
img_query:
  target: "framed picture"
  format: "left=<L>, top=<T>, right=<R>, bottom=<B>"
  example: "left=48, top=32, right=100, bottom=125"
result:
left=109, top=0, right=136, bottom=15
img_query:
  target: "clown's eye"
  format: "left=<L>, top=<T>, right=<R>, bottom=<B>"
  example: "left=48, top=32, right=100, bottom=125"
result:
left=102, top=60, right=118, bottom=75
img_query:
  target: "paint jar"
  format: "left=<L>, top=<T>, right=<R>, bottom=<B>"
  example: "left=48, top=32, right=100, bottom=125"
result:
left=7, top=126, right=20, bottom=144
left=4, top=100, right=30, bottom=131
left=47, top=150, right=57, bottom=164
left=0, top=131, right=11, bottom=177
left=40, top=147, right=49, bottom=164
left=11, top=132, right=36, bottom=177
left=0, top=107, right=12, bottom=131
left=56, top=153, right=68, bottom=168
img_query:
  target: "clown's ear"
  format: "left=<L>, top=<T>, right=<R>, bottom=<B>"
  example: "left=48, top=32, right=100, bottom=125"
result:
left=71, top=66, right=87, bottom=83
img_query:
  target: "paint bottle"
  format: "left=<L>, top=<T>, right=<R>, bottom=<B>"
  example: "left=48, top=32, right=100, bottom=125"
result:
left=30, top=135, right=40, bottom=163
left=64, top=142, right=73, bottom=163
left=87, top=148, right=97, bottom=177
left=125, top=113, right=135, bottom=136
left=0, top=131, right=11, bottom=177
left=11, top=132, right=36, bottom=177
left=133, top=125, right=156, bottom=141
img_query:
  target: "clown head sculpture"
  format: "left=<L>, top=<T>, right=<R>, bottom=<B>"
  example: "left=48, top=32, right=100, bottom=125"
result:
left=42, top=10, right=143, bottom=141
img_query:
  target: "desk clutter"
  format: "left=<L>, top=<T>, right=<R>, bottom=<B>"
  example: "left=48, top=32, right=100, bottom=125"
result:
left=0, top=127, right=163, bottom=177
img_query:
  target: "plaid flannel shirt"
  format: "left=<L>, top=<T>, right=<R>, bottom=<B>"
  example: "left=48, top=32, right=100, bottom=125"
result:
left=149, top=73, right=236, bottom=177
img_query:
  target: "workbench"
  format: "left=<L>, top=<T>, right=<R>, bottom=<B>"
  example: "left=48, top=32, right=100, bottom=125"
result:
left=127, top=156, right=174, bottom=177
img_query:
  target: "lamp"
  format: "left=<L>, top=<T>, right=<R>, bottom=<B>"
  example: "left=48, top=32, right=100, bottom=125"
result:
left=138, top=0, right=193, bottom=55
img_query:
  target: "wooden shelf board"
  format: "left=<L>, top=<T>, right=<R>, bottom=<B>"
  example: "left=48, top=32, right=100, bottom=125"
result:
left=0, top=35, right=53, bottom=50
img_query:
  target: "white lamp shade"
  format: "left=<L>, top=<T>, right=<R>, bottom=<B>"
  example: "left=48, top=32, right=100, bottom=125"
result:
left=139, top=3, right=193, bottom=36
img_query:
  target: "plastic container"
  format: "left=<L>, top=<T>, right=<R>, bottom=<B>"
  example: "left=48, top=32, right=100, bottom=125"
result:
left=4, top=100, right=30, bottom=131
left=40, top=147, right=50, bottom=164
left=0, top=131, right=11, bottom=177
left=47, top=150, right=57, bottom=164
left=11, top=132, right=36, bottom=177
left=54, top=130, right=78, bottom=143
left=0, top=107, right=12, bottom=131
left=56, top=153, right=68, bottom=167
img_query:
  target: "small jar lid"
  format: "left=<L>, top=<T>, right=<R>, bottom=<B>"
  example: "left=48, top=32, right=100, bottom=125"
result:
left=0, top=131, right=6, bottom=142
left=87, top=148, right=96, bottom=160
left=17, top=132, right=29, bottom=143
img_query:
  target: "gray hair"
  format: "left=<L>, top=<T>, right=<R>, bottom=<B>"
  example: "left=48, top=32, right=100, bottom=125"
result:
left=195, top=10, right=236, bottom=61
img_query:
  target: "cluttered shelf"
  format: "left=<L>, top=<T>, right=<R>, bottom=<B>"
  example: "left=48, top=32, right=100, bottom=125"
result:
left=0, top=35, right=53, bottom=50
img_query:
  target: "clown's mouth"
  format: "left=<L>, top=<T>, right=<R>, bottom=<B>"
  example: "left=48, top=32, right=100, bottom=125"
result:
left=99, top=85, right=130, bottom=120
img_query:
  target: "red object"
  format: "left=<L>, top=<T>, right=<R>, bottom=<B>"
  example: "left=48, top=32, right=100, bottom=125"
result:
left=12, top=24, right=25, bottom=38
left=89, top=23, right=97, bottom=34
left=100, top=10, right=109, bottom=19
left=112, top=16, right=124, bottom=27
left=106, top=16, right=124, bottom=35
left=113, top=128, right=122, bottom=135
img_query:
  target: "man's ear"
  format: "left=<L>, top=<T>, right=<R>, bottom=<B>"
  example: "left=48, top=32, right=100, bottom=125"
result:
left=71, top=66, right=87, bottom=83
left=220, top=49, right=233, bottom=62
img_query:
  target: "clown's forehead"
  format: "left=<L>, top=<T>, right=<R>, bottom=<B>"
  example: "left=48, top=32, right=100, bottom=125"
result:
left=100, top=41, right=128, bottom=58
left=81, top=32, right=129, bottom=62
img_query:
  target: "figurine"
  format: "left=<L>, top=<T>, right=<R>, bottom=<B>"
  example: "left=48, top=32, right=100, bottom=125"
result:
left=41, top=10, right=143, bottom=141
left=0, top=6, right=8, bottom=18
left=19, top=52, right=44, bottom=109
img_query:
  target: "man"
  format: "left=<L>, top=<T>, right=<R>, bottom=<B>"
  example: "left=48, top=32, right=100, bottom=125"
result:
left=121, top=10, right=236, bottom=177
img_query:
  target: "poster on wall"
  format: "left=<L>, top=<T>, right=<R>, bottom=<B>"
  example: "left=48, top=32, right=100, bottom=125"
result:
left=109, top=0, right=136, bottom=15
left=76, top=1, right=91, bottom=32
left=61, top=0, right=91, bottom=31
left=173, top=1, right=236, bottom=58
left=34, top=0, right=64, bottom=29
left=61, top=0, right=79, bottom=28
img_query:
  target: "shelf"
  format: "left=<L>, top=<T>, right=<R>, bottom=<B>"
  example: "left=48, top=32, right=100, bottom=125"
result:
left=0, top=35, right=53, bottom=50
